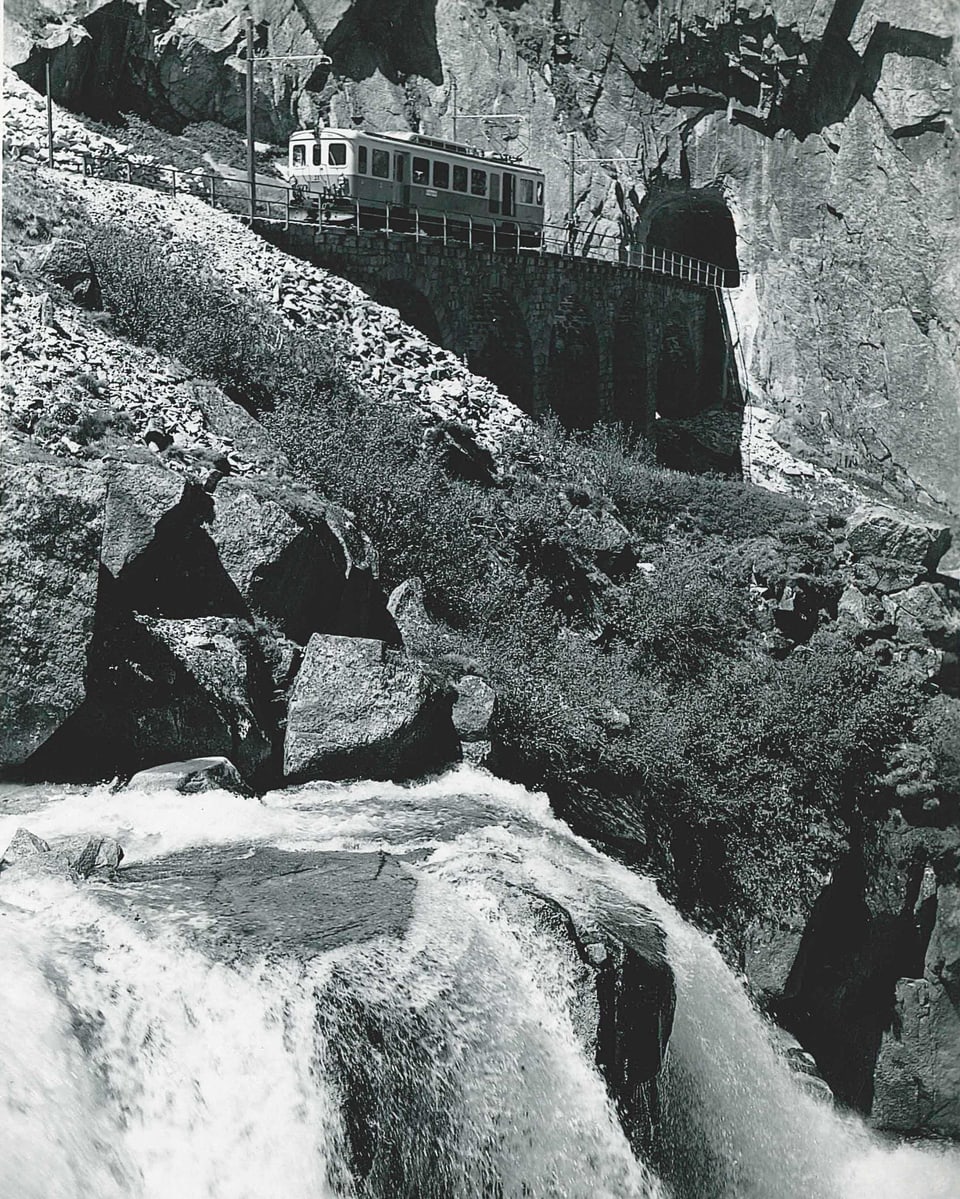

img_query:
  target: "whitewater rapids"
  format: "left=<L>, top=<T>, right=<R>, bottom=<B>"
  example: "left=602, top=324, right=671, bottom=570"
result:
left=1, top=767, right=957, bottom=1199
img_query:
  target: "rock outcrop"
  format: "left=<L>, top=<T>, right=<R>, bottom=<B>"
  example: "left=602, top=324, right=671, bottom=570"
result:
left=283, top=634, right=458, bottom=783
left=873, top=863, right=960, bottom=1136
left=114, top=845, right=418, bottom=959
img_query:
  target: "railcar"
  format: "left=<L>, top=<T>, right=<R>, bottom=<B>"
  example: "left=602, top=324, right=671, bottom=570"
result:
left=287, top=128, right=545, bottom=247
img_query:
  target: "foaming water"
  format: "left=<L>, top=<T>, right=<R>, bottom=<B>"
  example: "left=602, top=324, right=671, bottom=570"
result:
left=2, top=766, right=958, bottom=1198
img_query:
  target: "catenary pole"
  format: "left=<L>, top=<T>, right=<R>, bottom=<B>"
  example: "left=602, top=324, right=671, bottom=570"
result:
left=246, top=17, right=256, bottom=222
left=45, top=55, right=54, bottom=167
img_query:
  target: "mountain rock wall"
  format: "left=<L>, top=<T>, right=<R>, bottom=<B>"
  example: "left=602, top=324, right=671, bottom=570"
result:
left=8, top=0, right=958, bottom=523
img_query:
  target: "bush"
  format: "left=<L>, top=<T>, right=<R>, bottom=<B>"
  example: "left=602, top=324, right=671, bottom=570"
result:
left=71, top=212, right=931, bottom=934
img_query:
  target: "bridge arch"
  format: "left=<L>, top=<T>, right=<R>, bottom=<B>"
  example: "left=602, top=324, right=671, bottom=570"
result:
left=612, top=309, right=649, bottom=435
left=546, top=299, right=600, bottom=430
left=465, top=290, right=534, bottom=413
left=374, top=279, right=446, bottom=347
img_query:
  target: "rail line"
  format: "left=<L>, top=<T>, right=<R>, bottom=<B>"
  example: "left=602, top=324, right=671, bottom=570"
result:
left=77, top=151, right=737, bottom=290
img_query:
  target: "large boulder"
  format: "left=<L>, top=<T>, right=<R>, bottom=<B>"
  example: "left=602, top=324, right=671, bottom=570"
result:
left=25, top=615, right=275, bottom=784
left=36, top=237, right=101, bottom=308
left=846, top=507, right=951, bottom=574
left=126, top=756, right=248, bottom=795
left=744, top=916, right=806, bottom=1003
left=283, top=634, right=458, bottom=783
left=209, top=478, right=396, bottom=644
left=100, top=459, right=187, bottom=579
left=0, top=456, right=105, bottom=768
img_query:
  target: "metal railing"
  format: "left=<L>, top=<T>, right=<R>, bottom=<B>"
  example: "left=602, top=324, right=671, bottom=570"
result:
left=79, top=151, right=737, bottom=289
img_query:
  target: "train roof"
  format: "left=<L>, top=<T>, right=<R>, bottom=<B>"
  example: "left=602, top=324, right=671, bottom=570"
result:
left=289, top=127, right=543, bottom=174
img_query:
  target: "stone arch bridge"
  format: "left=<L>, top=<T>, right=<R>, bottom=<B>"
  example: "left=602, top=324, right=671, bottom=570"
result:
left=261, top=224, right=739, bottom=466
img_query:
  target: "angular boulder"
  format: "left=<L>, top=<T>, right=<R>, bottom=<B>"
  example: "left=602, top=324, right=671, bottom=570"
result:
left=54, top=834, right=124, bottom=878
left=101, top=459, right=187, bottom=579
left=25, top=615, right=275, bottom=785
left=284, top=634, right=458, bottom=783
left=1, top=827, right=51, bottom=866
left=210, top=478, right=396, bottom=644
left=0, top=456, right=105, bottom=767
left=126, top=756, right=248, bottom=795
left=36, top=237, right=101, bottom=308
left=847, top=506, right=951, bottom=574
left=387, top=577, right=435, bottom=654
left=744, top=915, right=806, bottom=1002
left=452, top=674, right=496, bottom=740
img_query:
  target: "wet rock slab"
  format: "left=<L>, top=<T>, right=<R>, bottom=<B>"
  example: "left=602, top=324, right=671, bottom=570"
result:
left=112, top=846, right=416, bottom=959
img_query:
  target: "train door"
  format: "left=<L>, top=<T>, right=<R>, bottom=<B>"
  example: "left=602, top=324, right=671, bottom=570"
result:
left=394, top=152, right=410, bottom=206
left=502, top=173, right=516, bottom=218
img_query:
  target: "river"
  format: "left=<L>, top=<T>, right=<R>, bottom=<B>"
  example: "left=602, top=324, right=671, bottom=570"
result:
left=1, top=767, right=958, bottom=1198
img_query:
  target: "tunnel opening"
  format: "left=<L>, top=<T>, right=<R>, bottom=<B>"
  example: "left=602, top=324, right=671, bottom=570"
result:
left=546, top=300, right=600, bottom=431
left=376, top=280, right=445, bottom=347
left=466, top=291, right=534, bottom=413
left=645, top=189, right=741, bottom=288
left=641, top=190, right=744, bottom=474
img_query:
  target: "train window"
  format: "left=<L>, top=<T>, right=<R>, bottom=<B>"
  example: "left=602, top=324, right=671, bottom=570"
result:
left=357, top=146, right=367, bottom=173
left=372, top=149, right=390, bottom=178
left=453, top=165, right=468, bottom=192
left=312, top=145, right=322, bottom=166
left=433, top=161, right=449, bottom=189
left=412, top=157, right=429, bottom=185
left=489, top=174, right=500, bottom=200
left=327, top=142, right=347, bottom=166
left=470, top=168, right=487, bottom=197
left=293, top=145, right=305, bottom=166
left=395, top=154, right=405, bottom=182
left=536, top=180, right=544, bottom=205
left=519, top=178, right=534, bottom=204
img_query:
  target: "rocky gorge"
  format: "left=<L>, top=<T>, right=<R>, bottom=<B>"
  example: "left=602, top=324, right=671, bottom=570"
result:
left=2, top=1, right=960, bottom=1191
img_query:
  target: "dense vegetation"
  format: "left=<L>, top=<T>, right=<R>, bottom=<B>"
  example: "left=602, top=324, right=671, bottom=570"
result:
left=79, top=221, right=946, bottom=934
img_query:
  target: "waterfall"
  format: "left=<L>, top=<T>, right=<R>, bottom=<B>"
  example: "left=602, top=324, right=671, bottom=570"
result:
left=1, top=768, right=958, bottom=1199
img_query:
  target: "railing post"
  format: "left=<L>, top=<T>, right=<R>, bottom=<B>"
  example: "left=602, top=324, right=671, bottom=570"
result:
left=209, top=173, right=216, bottom=209
left=415, top=207, right=420, bottom=242
left=356, top=200, right=361, bottom=236
left=492, top=223, right=497, bottom=254
left=170, top=167, right=177, bottom=198
left=386, top=203, right=391, bottom=236
left=468, top=216, right=473, bottom=251
left=443, top=212, right=448, bottom=247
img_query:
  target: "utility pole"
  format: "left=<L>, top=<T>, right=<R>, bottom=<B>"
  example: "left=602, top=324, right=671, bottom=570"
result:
left=245, top=17, right=256, bottom=222
left=568, top=131, right=575, bottom=224
left=451, top=79, right=458, bottom=142
left=45, top=55, right=54, bottom=167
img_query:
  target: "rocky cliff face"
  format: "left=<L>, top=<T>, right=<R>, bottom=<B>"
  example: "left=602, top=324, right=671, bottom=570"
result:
left=8, top=0, right=958, bottom=527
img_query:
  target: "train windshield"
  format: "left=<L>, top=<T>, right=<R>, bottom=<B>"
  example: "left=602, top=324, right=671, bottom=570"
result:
left=292, top=144, right=305, bottom=166
left=327, top=142, right=347, bottom=166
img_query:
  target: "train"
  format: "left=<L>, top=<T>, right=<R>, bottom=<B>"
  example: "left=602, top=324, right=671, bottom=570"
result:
left=287, top=128, right=546, bottom=247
